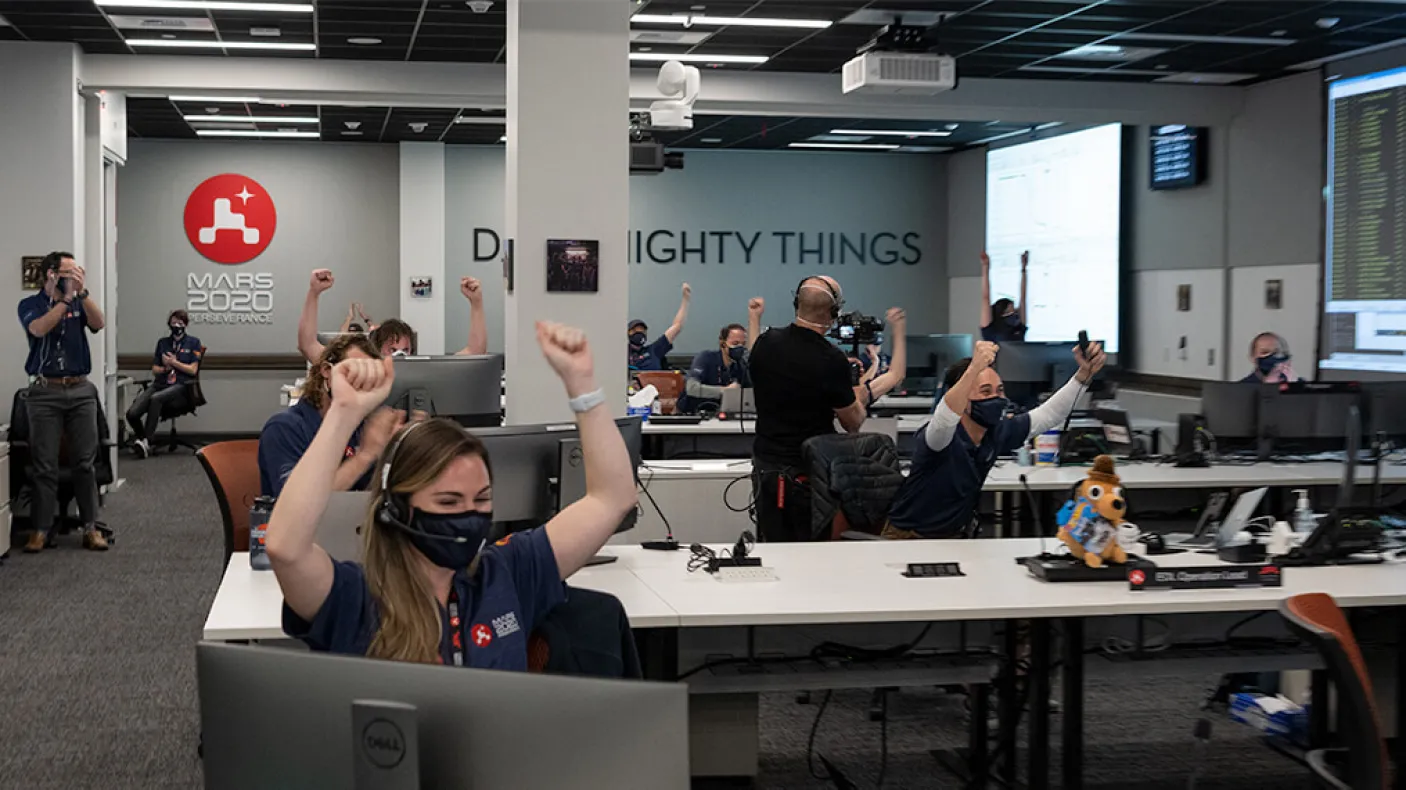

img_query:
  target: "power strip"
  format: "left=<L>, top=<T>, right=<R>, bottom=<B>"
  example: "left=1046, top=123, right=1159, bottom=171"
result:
left=715, top=566, right=779, bottom=583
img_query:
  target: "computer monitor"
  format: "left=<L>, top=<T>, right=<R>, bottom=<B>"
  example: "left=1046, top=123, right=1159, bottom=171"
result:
left=474, top=416, right=643, bottom=528
left=992, top=341, right=1071, bottom=386
left=1363, top=382, right=1406, bottom=441
left=1200, top=381, right=1261, bottom=446
left=1256, top=383, right=1365, bottom=457
left=386, top=355, right=503, bottom=428
left=558, top=417, right=644, bottom=534
left=904, top=334, right=974, bottom=392
left=197, top=642, right=689, bottom=790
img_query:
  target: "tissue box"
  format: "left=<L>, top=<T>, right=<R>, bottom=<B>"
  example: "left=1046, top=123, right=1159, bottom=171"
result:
left=1229, top=693, right=1308, bottom=742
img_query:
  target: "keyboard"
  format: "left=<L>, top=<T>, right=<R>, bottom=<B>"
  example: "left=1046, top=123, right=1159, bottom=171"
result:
left=648, top=415, right=703, bottom=425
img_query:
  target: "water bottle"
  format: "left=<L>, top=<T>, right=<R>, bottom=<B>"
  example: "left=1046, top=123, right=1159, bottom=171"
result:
left=249, top=495, right=275, bottom=570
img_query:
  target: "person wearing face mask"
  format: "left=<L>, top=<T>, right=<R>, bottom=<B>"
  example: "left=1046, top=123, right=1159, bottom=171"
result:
left=884, top=339, right=1105, bottom=539
left=258, top=335, right=405, bottom=498
left=266, top=321, right=637, bottom=667
left=298, top=270, right=490, bottom=360
left=980, top=250, right=1029, bottom=342
left=126, top=309, right=203, bottom=459
left=628, top=282, right=691, bottom=371
left=1240, top=332, right=1300, bottom=383
left=748, top=275, right=909, bottom=542
left=678, top=323, right=751, bottom=414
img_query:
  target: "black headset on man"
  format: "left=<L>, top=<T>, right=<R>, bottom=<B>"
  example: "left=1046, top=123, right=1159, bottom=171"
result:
left=793, top=275, right=844, bottom=321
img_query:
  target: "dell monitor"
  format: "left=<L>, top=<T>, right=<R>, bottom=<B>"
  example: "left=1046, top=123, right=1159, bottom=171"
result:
left=386, top=355, right=503, bottom=428
left=197, top=642, right=689, bottom=790
left=558, top=417, right=644, bottom=535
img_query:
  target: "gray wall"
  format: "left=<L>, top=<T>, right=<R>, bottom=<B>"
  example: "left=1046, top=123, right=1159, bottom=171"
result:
left=117, top=139, right=400, bottom=356
left=116, top=139, right=399, bottom=433
left=446, top=147, right=949, bottom=355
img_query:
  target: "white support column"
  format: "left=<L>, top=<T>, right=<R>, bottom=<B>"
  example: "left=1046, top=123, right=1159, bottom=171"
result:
left=505, top=0, right=630, bottom=424
left=399, top=142, right=447, bottom=355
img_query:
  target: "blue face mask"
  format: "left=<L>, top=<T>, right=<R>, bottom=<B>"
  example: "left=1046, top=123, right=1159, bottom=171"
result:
left=1003, top=313, right=1022, bottom=328
left=405, top=509, right=494, bottom=570
left=1256, top=353, right=1288, bottom=375
left=968, top=396, right=1008, bottom=429
left=727, top=346, right=746, bottom=362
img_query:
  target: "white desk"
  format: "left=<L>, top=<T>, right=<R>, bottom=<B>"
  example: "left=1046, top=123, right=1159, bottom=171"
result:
left=203, top=552, right=679, bottom=642
left=873, top=394, right=935, bottom=412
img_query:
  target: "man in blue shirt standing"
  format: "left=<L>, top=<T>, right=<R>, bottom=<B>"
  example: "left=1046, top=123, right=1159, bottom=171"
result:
left=628, top=282, right=691, bottom=372
left=884, top=339, right=1106, bottom=539
left=127, top=309, right=203, bottom=459
left=18, top=251, right=107, bottom=552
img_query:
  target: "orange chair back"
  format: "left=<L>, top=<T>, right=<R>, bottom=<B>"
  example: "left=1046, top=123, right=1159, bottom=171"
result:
left=197, top=440, right=261, bottom=567
left=636, top=370, right=683, bottom=399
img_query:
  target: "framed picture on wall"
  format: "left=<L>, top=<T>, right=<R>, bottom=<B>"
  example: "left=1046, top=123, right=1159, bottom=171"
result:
left=1176, top=284, right=1191, bottom=312
left=1265, top=279, right=1283, bottom=310
left=21, top=256, right=45, bottom=290
left=410, top=276, right=433, bottom=299
left=546, top=239, right=599, bottom=293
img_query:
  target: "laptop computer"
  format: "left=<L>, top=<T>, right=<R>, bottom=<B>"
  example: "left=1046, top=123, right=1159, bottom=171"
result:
left=1170, top=488, right=1267, bottom=549
left=1095, top=408, right=1135, bottom=455
left=314, top=491, right=374, bottom=562
left=719, top=387, right=756, bottom=416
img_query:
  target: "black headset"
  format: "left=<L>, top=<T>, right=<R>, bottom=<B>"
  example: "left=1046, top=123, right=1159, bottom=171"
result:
left=374, top=420, right=426, bottom=533
left=792, top=276, right=843, bottom=319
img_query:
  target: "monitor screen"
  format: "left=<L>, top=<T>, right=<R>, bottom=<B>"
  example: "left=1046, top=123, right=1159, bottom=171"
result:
left=1149, top=124, right=1207, bottom=189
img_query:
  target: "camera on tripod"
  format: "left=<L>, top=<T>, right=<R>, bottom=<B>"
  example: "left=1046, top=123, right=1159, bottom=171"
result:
left=828, top=311, right=884, bottom=349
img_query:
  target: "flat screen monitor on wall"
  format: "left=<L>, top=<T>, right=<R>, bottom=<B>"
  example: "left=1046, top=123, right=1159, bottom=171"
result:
left=1322, top=64, right=1406, bottom=374
left=984, top=123, right=1123, bottom=352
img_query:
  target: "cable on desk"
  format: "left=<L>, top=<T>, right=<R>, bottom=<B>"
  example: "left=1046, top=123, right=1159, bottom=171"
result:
left=636, top=465, right=676, bottom=542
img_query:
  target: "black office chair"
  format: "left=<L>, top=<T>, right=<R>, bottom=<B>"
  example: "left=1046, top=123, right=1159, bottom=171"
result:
left=135, top=345, right=209, bottom=455
left=1280, top=593, right=1389, bottom=790
left=8, top=388, right=116, bottom=544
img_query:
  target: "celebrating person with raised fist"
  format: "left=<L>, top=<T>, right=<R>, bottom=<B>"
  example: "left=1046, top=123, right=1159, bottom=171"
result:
left=267, top=321, right=637, bottom=668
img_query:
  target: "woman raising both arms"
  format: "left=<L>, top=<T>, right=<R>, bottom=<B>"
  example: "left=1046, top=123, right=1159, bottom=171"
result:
left=266, top=321, right=638, bottom=668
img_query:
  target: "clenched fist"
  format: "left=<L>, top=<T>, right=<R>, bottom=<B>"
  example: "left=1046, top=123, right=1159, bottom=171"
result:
left=461, top=276, right=483, bottom=305
left=972, top=341, right=999, bottom=372
left=536, top=321, right=596, bottom=398
left=330, top=356, right=394, bottom=420
left=310, top=269, right=335, bottom=294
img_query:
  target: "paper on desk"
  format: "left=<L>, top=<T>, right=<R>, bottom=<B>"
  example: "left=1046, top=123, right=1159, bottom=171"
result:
left=629, top=385, right=658, bottom=409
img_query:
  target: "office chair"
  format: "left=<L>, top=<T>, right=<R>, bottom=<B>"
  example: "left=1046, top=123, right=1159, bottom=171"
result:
left=1280, top=593, right=1389, bottom=790
left=8, top=388, right=116, bottom=543
left=196, top=440, right=260, bottom=570
left=634, top=370, right=683, bottom=415
left=139, top=345, right=209, bottom=455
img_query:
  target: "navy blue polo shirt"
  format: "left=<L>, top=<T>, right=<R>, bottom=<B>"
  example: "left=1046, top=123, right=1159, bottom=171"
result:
left=258, top=400, right=370, bottom=497
left=283, top=527, right=566, bottom=669
left=888, top=412, right=1032, bottom=537
left=980, top=322, right=1027, bottom=343
left=18, top=293, right=95, bottom=377
left=629, top=336, right=672, bottom=371
left=153, top=334, right=203, bottom=388
left=678, top=348, right=752, bottom=413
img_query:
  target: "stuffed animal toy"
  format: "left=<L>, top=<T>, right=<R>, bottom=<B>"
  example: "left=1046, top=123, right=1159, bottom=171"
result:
left=1056, top=455, right=1130, bottom=568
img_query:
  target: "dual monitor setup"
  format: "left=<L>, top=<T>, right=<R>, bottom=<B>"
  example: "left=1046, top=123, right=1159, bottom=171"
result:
left=1199, top=380, right=1406, bottom=459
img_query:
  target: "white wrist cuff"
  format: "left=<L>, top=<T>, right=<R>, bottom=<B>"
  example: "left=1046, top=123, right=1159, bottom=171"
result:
left=568, top=388, right=606, bottom=414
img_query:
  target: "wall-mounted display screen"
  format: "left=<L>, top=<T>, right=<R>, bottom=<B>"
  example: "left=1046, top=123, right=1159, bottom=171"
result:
left=1149, top=124, right=1207, bottom=189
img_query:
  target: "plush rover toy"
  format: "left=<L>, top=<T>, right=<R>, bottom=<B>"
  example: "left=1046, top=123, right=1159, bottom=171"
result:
left=1056, top=455, right=1129, bottom=568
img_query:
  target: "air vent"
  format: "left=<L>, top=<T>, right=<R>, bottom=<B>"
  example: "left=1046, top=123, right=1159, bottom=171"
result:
left=629, top=30, right=712, bottom=45
left=108, top=15, right=215, bottom=31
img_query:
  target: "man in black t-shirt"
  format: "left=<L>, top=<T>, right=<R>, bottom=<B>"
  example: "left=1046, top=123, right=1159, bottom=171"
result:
left=748, top=276, right=907, bottom=542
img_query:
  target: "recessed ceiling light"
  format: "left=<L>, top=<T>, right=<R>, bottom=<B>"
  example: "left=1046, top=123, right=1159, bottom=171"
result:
left=1154, top=71, right=1257, bottom=85
left=162, top=33, right=176, bottom=38
left=1271, top=29, right=1288, bottom=37
left=631, top=13, right=831, bottom=29
left=345, top=121, right=361, bottom=130
left=185, top=114, right=319, bottom=123
left=830, top=128, right=951, bottom=137
left=170, top=95, right=261, bottom=103
left=789, top=142, right=900, bottom=150
left=347, top=37, right=381, bottom=45
left=409, top=122, right=428, bottom=133
left=249, top=26, right=280, bottom=37
left=1054, top=43, right=1167, bottom=61
left=638, top=46, right=652, bottom=51
left=944, top=123, right=959, bottom=130
left=128, top=39, right=317, bottom=50
left=700, top=137, right=722, bottom=143
left=629, top=52, right=767, bottom=64
left=97, top=1, right=313, bottom=10
left=1316, top=17, right=1340, bottom=29
left=196, top=129, right=320, bottom=138
left=690, top=4, right=705, bottom=9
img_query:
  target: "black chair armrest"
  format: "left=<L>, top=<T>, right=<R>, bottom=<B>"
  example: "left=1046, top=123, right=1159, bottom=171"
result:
left=1305, top=749, right=1351, bottom=790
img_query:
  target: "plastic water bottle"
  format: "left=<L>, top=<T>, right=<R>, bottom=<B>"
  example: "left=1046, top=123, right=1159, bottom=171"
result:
left=1291, top=489, right=1316, bottom=535
left=249, top=495, right=275, bottom=570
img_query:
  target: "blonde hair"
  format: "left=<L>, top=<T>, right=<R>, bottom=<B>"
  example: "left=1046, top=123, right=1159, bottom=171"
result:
left=362, top=418, right=491, bottom=663
left=300, top=334, right=379, bottom=411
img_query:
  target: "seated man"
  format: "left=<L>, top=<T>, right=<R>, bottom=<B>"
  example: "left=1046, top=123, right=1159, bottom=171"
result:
left=628, top=282, right=691, bottom=372
left=678, top=323, right=750, bottom=414
left=298, top=270, right=488, bottom=361
left=1240, top=332, right=1299, bottom=383
left=884, top=339, right=1106, bottom=539
left=127, top=309, right=203, bottom=459
left=259, top=334, right=403, bottom=497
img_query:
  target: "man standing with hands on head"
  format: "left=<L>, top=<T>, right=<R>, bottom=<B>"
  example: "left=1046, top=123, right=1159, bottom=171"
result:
left=884, top=339, right=1106, bottom=539
left=748, top=275, right=907, bottom=542
left=18, top=251, right=107, bottom=552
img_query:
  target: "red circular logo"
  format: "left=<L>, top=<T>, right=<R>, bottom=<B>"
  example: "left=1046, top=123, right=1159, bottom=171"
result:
left=470, top=624, right=493, bottom=648
left=183, top=173, right=276, bottom=264
left=1128, top=569, right=1146, bottom=585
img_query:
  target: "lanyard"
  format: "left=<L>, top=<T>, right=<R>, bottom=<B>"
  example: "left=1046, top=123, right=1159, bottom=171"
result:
left=446, top=587, right=465, bottom=667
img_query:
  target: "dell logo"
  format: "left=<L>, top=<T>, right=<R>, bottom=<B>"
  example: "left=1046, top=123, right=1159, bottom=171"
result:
left=361, top=719, right=406, bottom=769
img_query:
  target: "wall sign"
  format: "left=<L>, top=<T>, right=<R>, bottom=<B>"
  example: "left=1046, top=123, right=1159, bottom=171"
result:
left=186, top=271, right=275, bottom=324
left=183, top=173, right=277, bottom=265
left=472, top=227, right=924, bottom=266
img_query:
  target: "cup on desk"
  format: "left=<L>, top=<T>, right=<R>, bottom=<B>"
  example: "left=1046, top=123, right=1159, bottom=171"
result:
left=1035, top=431, right=1060, bottom=466
left=1117, top=522, right=1141, bottom=552
left=1017, top=445, right=1033, bottom=467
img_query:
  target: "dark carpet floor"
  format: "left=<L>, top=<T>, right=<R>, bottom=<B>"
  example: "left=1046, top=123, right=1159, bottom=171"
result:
left=0, top=453, right=1317, bottom=789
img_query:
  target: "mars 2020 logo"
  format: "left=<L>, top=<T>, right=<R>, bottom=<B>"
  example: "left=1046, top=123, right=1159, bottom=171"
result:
left=183, top=173, right=276, bottom=265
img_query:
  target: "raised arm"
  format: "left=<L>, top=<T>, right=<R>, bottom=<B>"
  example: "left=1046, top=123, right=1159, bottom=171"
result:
left=338, top=303, right=356, bottom=333
left=854, top=309, right=909, bottom=408
left=979, top=252, right=992, bottom=329
left=298, top=269, right=335, bottom=364
left=859, top=346, right=881, bottom=386
left=455, top=276, right=488, bottom=356
left=540, top=323, right=638, bottom=578
left=663, top=283, right=691, bottom=344
left=931, top=340, right=998, bottom=451
left=746, top=297, right=764, bottom=352
left=1018, top=250, right=1029, bottom=324
left=69, top=267, right=105, bottom=332
left=267, top=355, right=396, bottom=621
left=1026, top=342, right=1105, bottom=438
